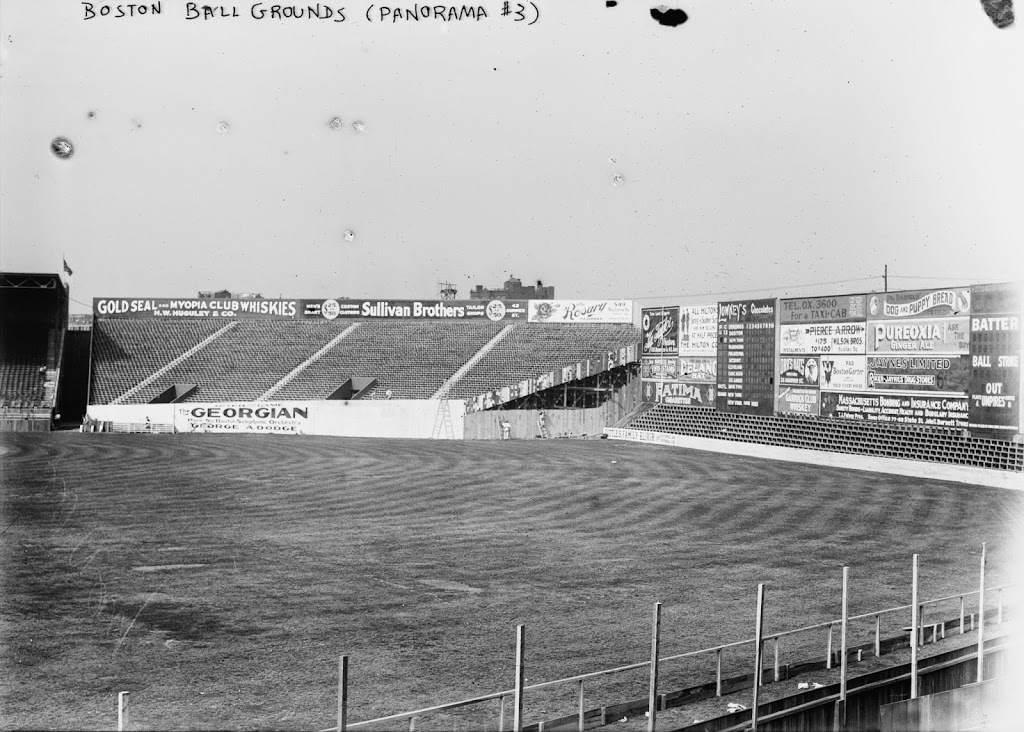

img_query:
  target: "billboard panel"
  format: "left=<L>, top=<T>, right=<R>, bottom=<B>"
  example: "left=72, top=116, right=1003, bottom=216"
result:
left=777, top=387, right=820, bottom=416
left=869, top=317, right=970, bottom=354
left=819, top=356, right=867, bottom=391
left=95, top=297, right=301, bottom=319
left=780, top=294, right=867, bottom=324
left=968, top=282, right=1021, bottom=432
left=779, top=356, right=820, bottom=387
left=641, top=307, right=679, bottom=356
left=865, top=355, right=970, bottom=393
left=528, top=300, right=633, bottom=323
left=819, top=392, right=969, bottom=429
left=866, top=287, right=971, bottom=320
left=656, top=381, right=717, bottom=407
left=303, top=299, right=528, bottom=320
left=779, top=322, right=867, bottom=355
left=677, top=356, right=717, bottom=383
left=679, top=304, right=718, bottom=356
left=173, top=403, right=311, bottom=433
left=716, top=299, right=776, bottom=416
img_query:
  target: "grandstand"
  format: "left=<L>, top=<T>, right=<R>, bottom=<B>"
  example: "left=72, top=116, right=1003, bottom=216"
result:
left=87, top=298, right=642, bottom=425
left=0, top=272, right=67, bottom=431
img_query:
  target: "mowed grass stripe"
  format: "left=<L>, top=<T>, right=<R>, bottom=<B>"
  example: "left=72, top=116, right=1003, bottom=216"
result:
left=1, top=432, right=1021, bottom=731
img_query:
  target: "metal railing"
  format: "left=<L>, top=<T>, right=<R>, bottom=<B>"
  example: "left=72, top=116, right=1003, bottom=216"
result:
left=322, top=575, right=1014, bottom=732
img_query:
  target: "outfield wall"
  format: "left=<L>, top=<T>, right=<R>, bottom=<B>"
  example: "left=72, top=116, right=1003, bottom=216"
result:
left=86, top=399, right=466, bottom=439
left=639, top=282, right=1022, bottom=440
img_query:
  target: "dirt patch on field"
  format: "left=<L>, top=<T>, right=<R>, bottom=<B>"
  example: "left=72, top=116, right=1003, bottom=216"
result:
left=417, top=579, right=483, bottom=593
left=102, top=596, right=222, bottom=641
left=133, top=564, right=208, bottom=572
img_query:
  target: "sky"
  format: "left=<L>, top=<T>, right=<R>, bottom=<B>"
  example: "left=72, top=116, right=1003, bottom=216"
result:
left=0, top=1, right=1021, bottom=314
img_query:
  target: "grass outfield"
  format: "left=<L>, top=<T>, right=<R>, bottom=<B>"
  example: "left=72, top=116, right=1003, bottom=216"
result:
left=1, top=432, right=1021, bottom=731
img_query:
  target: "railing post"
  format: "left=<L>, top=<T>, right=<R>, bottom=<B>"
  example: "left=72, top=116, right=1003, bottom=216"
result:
left=409, top=717, right=416, bottom=732
left=514, top=625, right=526, bottom=732
left=773, top=637, right=780, bottom=683
left=498, top=695, right=505, bottom=732
left=998, top=587, right=1003, bottom=625
left=577, top=681, right=585, bottom=732
left=117, top=691, right=129, bottom=732
left=752, top=584, right=765, bottom=732
left=716, top=648, right=723, bottom=697
left=836, top=567, right=849, bottom=731
left=911, top=554, right=919, bottom=699
left=977, top=543, right=987, bottom=683
left=338, top=656, right=348, bottom=732
left=648, top=602, right=662, bottom=732
left=875, top=614, right=881, bottom=657
left=826, top=623, right=833, bottom=669
left=960, top=596, right=965, bottom=635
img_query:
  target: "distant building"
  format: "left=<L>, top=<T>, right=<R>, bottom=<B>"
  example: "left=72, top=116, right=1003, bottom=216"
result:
left=470, top=276, right=554, bottom=301
left=198, top=290, right=264, bottom=299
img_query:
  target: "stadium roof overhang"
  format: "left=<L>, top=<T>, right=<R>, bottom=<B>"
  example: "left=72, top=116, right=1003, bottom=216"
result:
left=0, top=272, right=66, bottom=291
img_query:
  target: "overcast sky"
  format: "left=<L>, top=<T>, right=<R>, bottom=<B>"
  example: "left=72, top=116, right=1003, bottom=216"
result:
left=1, top=1, right=1021, bottom=313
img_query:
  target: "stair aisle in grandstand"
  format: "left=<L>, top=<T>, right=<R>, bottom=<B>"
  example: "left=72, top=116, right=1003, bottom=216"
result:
left=274, top=320, right=507, bottom=400
left=447, top=323, right=640, bottom=399
left=627, top=403, right=1024, bottom=472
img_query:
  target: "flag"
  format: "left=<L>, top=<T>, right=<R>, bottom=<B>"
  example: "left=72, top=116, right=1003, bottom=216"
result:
left=63, top=259, right=73, bottom=276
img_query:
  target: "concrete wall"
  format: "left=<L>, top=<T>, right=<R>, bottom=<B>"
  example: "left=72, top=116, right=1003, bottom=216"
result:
left=464, top=379, right=641, bottom=439
left=85, top=400, right=465, bottom=439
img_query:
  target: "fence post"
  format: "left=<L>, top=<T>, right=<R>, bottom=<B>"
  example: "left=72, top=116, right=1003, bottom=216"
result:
left=911, top=554, right=919, bottom=699
left=960, top=596, right=965, bottom=635
left=648, top=602, right=662, bottom=732
left=514, top=625, right=526, bottom=732
left=875, top=614, right=881, bottom=658
left=977, top=543, right=986, bottom=683
left=338, top=656, right=348, bottom=732
left=577, top=681, right=585, bottom=732
left=117, top=691, right=129, bottom=732
left=498, top=695, right=505, bottom=732
left=716, top=648, right=722, bottom=697
left=773, top=637, right=780, bottom=683
left=835, top=567, right=849, bottom=731
left=826, top=623, right=833, bottom=669
left=752, top=584, right=765, bottom=732
left=409, top=717, right=416, bottom=732
left=998, top=587, right=1002, bottom=625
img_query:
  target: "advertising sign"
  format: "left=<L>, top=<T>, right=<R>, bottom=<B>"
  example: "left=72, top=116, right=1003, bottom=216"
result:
left=641, top=307, right=680, bottom=356
left=173, top=402, right=311, bottom=433
left=819, top=356, right=867, bottom=391
left=780, top=294, right=867, bottom=324
left=869, top=317, right=970, bottom=354
left=303, top=299, right=528, bottom=321
left=642, top=357, right=678, bottom=380
left=865, top=355, right=970, bottom=393
left=95, top=297, right=301, bottom=319
left=679, top=304, right=718, bottom=356
left=528, top=300, right=633, bottom=324
left=968, top=282, right=1021, bottom=432
left=779, top=322, right=867, bottom=355
left=677, top=356, right=717, bottom=383
left=779, top=356, right=820, bottom=387
left=657, top=381, right=717, bottom=407
left=777, top=387, right=820, bottom=416
left=819, top=392, right=969, bottom=428
left=716, top=299, right=776, bottom=416
left=866, top=288, right=971, bottom=320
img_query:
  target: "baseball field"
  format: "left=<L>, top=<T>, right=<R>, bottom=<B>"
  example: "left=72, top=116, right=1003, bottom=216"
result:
left=1, top=432, right=1021, bottom=730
